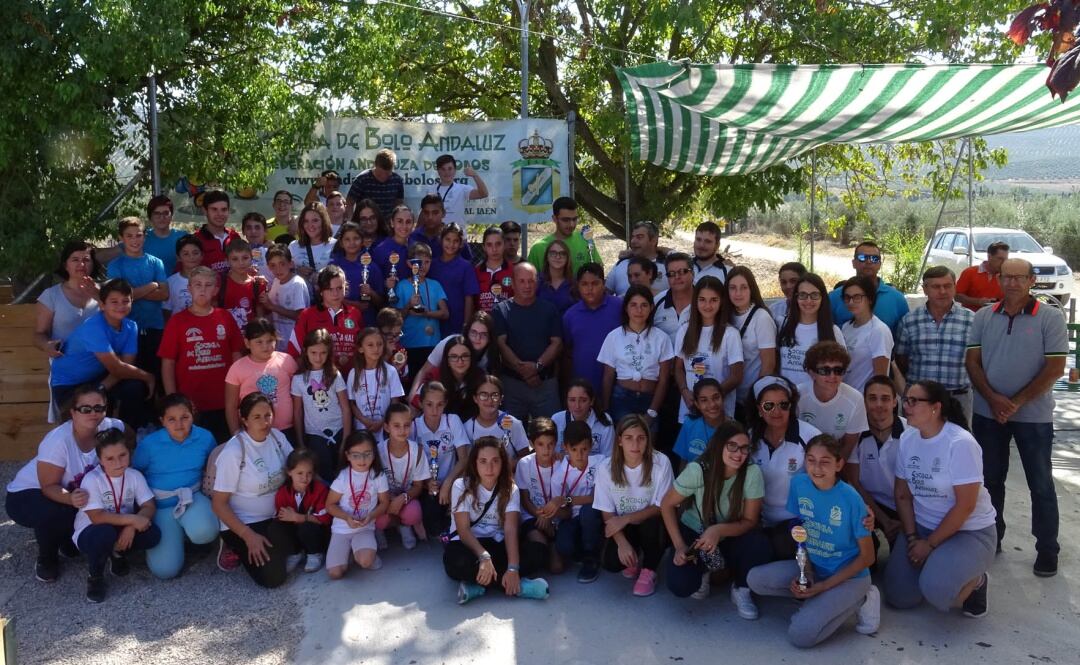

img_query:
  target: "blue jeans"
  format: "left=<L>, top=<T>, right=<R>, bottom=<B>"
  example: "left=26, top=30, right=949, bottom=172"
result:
left=146, top=491, right=220, bottom=579
left=666, top=522, right=773, bottom=595
left=554, top=505, right=603, bottom=561
left=77, top=523, right=162, bottom=577
left=5, top=489, right=76, bottom=562
left=972, top=414, right=1059, bottom=554
left=609, top=385, right=657, bottom=433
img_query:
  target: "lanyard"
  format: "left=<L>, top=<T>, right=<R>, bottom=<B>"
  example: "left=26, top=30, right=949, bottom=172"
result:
left=562, top=462, right=588, bottom=497
left=535, top=463, right=553, bottom=503
left=105, top=472, right=125, bottom=514
left=348, top=469, right=371, bottom=519
left=387, top=443, right=412, bottom=491
left=436, top=182, right=454, bottom=202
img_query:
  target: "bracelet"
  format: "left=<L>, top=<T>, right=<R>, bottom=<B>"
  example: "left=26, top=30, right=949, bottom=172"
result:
left=478, top=551, right=492, bottom=562
left=506, top=564, right=520, bottom=573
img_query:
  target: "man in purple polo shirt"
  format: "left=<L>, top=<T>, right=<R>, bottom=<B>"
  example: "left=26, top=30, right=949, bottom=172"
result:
left=562, top=263, right=622, bottom=394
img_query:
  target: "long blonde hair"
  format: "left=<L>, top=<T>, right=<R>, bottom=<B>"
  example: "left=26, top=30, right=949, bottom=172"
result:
left=609, top=414, right=654, bottom=487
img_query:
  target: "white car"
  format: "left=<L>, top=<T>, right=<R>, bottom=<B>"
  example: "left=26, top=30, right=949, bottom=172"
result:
left=925, top=226, right=1073, bottom=306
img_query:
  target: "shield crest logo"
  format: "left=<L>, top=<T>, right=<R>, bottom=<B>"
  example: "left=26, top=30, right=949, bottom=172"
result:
left=512, top=130, right=560, bottom=213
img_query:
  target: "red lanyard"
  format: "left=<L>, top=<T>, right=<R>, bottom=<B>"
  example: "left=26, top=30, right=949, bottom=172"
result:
left=562, top=462, right=588, bottom=497
left=105, top=472, right=125, bottom=514
left=387, top=443, right=412, bottom=491
left=536, top=462, right=553, bottom=503
left=361, top=367, right=380, bottom=418
left=348, top=469, right=371, bottom=519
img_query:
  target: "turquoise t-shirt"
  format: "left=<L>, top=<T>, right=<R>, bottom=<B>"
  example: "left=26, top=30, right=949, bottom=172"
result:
left=674, top=461, right=764, bottom=533
left=107, top=253, right=167, bottom=330
left=672, top=416, right=718, bottom=463
left=142, top=229, right=187, bottom=275
left=395, top=277, right=448, bottom=348
left=131, top=425, right=217, bottom=507
left=786, top=473, right=870, bottom=579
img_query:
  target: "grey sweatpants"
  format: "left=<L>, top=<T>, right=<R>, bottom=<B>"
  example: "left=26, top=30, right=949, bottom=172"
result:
left=747, top=560, right=872, bottom=648
left=883, top=524, right=996, bottom=612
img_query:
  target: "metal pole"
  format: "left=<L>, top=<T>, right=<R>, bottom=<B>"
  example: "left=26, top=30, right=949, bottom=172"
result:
left=93, top=167, right=148, bottom=225
left=917, top=143, right=967, bottom=279
left=966, top=138, right=974, bottom=267
left=567, top=110, right=576, bottom=198
left=149, top=74, right=161, bottom=196
left=517, top=0, right=529, bottom=254
left=809, top=150, right=817, bottom=273
left=624, top=149, right=631, bottom=245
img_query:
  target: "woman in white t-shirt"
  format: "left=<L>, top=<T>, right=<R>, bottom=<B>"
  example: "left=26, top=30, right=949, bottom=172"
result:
left=840, top=275, right=893, bottom=391
left=597, top=285, right=675, bottom=432
left=777, top=273, right=845, bottom=387
left=442, top=436, right=550, bottom=604
left=723, top=266, right=777, bottom=413
left=673, top=276, right=744, bottom=421
left=288, top=203, right=337, bottom=292
left=551, top=378, right=614, bottom=457
left=593, top=414, right=674, bottom=597
left=885, top=380, right=997, bottom=617
left=211, top=392, right=295, bottom=588
left=4, top=385, right=126, bottom=583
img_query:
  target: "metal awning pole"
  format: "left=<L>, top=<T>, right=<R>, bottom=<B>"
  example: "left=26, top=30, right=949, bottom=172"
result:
left=918, top=142, right=967, bottom=279
left=967, top=138, right=974, bottom=267
left=809, top=150, right=817, bottom=273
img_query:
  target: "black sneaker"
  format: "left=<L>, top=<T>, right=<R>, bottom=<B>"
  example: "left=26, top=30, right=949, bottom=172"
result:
left=86, top=575, right=106, bottom=604
left=962, top=573, right=988, bottom=618
left=59, top=540, right=81, bottom=560
left=109, top=554, right=130, bottom=577
left=35, top=558, right=59, bottom=583
left=1034, top=552, right=1058, bottom=578
left=577, top=559, right=600, bottom=584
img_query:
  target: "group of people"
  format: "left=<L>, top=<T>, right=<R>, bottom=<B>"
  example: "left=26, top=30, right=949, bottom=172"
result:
left=4, top=149, right=1065, bottom=647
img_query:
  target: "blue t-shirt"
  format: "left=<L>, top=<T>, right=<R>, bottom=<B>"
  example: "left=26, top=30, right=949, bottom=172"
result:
left=395, top=277, right=448, bottom=348
left=331, top=252, right=386, bottom=326
left=672, top=416, right=718, bottom=463
left=50, top=312, right=139, bottom=387
left=786, top=473, right=870, bottom=580
left=142, top=229, right=186, bottom=275
left=371, top=238, right=409, bottom=279
left=561, top=295, right=622, bottom=393
left=829, top=281, right=909, bottom=335
left=538, top=278, right=576, bottom=315
left=407, top=229, right=474, bottom=263
left=428, top=255, right=481, bottom=338
left=107, top=253, right=167, bottom=330
left=131, top=425, right=217, bottom=507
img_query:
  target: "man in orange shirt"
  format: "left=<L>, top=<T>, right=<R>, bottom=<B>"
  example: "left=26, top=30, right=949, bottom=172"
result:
left=956, top=241, right=1008, bottom=311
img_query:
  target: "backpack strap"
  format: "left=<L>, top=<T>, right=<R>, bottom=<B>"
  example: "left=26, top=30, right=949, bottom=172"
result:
left=738, top=305, right=762, bottom=337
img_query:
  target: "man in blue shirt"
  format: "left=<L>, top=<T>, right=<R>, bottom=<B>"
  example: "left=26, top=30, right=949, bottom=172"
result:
left=829, top=240, right=909, bottom=334
left=562, top=263, right=621, bottom=396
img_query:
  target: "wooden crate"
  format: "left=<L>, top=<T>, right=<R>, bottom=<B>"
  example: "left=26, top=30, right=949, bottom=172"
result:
left=0, top=304, right=49, bottom=461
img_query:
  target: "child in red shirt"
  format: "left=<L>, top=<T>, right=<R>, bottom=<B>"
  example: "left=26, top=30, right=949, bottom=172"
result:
left=274, top=448, right=331, bottom=573
left=221, top=238, right=268, bottom=331
left=288, top=264, right=364, bottom=373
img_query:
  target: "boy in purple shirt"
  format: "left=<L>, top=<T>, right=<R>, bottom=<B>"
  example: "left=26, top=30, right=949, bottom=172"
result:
left=427, top=224, right=480, bottom=337
left=561, top=263, right=621, bottom=394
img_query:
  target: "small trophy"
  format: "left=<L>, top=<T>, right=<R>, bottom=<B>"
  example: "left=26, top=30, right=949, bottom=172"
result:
left=387, top=252, right=400, bottom=304
left=791, top=525, right=810, bottom=592
left=428, top=444, right=440, bottom=495
left=360, top=252, right=372, bottom=300
left=490, top=283, right=503, bottom=304
left=500, top=413, right=513, bottom=448
left=409, top=259, right=425, bottom=313
left=581, top=223, right=596, bottom=260
left=691, top=355, right=708, bottom=384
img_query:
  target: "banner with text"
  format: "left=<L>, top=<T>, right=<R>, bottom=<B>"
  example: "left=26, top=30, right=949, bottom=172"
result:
left=170, top=117, right=571, bottom=226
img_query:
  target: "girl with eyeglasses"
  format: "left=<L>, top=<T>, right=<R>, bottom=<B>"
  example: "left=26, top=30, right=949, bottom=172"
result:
left=463, top=375, right=530, bottom=468
left=325, top=431, right=390, bottom=580
left=5, top=385, right=129, bottom=584
left=538, top=238, right=577, bottom=315
left=269, top=189, right=299, bottom=242
left=795, top=341, right=868, bottom=460
left=662, top=422, right=772, bottom=613
left=408, top=311, right=500, bottom=406
left=777, top=274, right=845, bottom=388
left=840, top=275, right=893, bottom=391
left=884, top=381, right=997, bottom=618
left=744, top=376, right=821, bottom=560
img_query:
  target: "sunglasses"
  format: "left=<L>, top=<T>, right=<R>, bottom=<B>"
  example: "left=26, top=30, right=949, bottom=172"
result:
left=761, top=400, right=791, bottom=412
left=74, top=404, right=108, bottom=414
left=813, top=366, right=846, bottom=376
left=855, top=253, right=882, bottom=264
left=666, top=268, right=692, bottom=278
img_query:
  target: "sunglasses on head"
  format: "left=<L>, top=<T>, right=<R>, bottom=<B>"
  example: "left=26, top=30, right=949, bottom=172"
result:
left=855, top=253, right=882, bottom=264
left=760, top=400, right=791, bottom=412
left=813, top=366, right=846, bottom=376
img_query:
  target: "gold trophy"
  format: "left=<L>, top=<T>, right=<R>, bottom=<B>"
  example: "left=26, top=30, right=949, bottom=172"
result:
left=387, top=252, right=400, bottom=304
left=360, top=252, right=372, bottom=300
left=791, top=525, right=810, bottom=592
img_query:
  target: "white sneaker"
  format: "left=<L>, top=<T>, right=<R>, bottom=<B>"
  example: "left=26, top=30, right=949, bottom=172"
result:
left=368, top=555, right=383, bottom=571
left=730, top=585, right=759, bottom=620
left=303, top=553, right=324, bottom=573
left=855, top=584, right=881, bottom=634
left=690, top=572, right=711, bottom=600
left=398, top=525, right=417, bottom=550
left=375, top=529, right=388, bottom=551
left=285, top=553, right=305, bottom=574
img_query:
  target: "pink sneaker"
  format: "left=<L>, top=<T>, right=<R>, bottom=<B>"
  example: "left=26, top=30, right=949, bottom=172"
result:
left=621, top=565, right=640, bottom=579
left=632, top=568, right=657, bottom=596
left=217, top=539, right=240, bottom=572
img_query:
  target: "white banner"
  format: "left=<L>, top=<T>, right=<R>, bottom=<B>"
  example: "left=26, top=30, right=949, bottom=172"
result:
left=169, top=117, right=571, bottom=226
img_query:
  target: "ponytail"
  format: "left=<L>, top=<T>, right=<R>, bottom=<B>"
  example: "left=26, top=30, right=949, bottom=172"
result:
left=912, top=380, right=969, bottom=432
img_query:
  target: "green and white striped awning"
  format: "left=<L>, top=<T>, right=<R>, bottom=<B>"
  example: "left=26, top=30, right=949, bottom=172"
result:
left=616, top=62, right=1080, bottom=175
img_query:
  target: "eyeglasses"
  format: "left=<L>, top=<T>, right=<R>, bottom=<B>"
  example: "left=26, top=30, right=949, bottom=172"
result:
left=380, top=330, right=403, bottom=339
left=447, top=353, right=471, bottom=363
left=724, top=442, right=752, bottom=455
left=74, top=404, right=108, bottom=414
left=842, top=293, right=866, bottom=303
left=468, top=329, right=489, bottom=339
left=855, top=253, right=882, bottom=264
left=548, top=250, right=568, bottom=258
left=813, top=366, right=846, bottom=376
left=760, top=400, right=791, bottom=412
left=901, top=396, right=932, bottom=407
left=476, top=391, right=502, bottom=401
left=796, top=292, right=821, bottom=301
left=666, top=268, right=692, bottom=279
left=347, top=451, right=374, bottom=460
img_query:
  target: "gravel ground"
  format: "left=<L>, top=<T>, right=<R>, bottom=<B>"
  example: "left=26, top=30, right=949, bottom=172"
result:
left=0, top=462, right=300, bottom=665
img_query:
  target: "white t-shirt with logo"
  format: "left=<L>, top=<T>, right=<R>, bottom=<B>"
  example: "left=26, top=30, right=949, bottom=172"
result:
left=429, top=181, right=476, bottom=224
left=552, top=454, right=605, bottom=517
left=592, top=452, right=673, bottom=517
left=72, top=466, right=154, bottom=544
left=212, top=430, right=293, bottom=529
left=449, top=478, right=521, bottom=542
left=551, top=410, right=614, bottom=457
left=894, top=422, right=997, bottom=532
left=329, top=468, right=389, bottom=535
left=750, top=420, right=821, bottom=525
left=163, top=272, right=192, bottom=313
left=597, top=326, right=675, bottom=382
left=796, top=382, right=868, bottom=443
left=377, top=440, right=432, bottom=495
left=731, top=306, right=778, bottom=403
left=847, top=420, right=907, bottom=510
left=288, top=239, right=337, bottom=276
left=412, top=413, right=469, bottom=483
left=290, top=369, right=347, bottom=438
left=268, top=275, right=311, bottom=350
left=464, top=413, right=530, bottom=457
left=346, top=364, right=405, bottom=433
left=841, top=316, right=894, bottom=391
left=673, top=323, right=744, bottom=421
left=779, top=322, right=846, bottom=387
left=7, top=418, right=126, bottom=493
left=514, top=453, right=558, bottom=516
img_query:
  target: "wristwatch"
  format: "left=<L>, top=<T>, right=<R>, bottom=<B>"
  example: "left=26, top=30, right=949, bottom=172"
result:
left=535, top=360, right=545, bottom=373
left=646, top=408, right=658, bottom=418
left=564, top=495, right=573, bottom=507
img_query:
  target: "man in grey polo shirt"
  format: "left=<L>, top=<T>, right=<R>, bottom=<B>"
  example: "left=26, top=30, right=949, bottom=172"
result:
left=966, top=258, right=1067, bottom=578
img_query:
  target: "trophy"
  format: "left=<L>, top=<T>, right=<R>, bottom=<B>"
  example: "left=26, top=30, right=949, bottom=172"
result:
left=791, top=525, right=810, bottom=592
left=690, top=355, right=708, bottom=384
left=500, top=413, right=514, bottom=448
left=581, top=223, right=596, bottom=260
left=428, top=444, right=440, bottom=495
left=387, top=252, right=400, bottom=304
left=490, top=282, right=503, bottom=304
left=360, top=251, right=372, bottom=300
left=409, top=259, right=425, bottom=313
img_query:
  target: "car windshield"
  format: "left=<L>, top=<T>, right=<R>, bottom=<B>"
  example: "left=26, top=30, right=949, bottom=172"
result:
left=973, top=232, right=1044, bottom=253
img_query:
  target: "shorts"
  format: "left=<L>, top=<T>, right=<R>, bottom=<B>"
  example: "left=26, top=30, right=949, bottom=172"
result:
left=326, top=530, right=377, bottom=568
